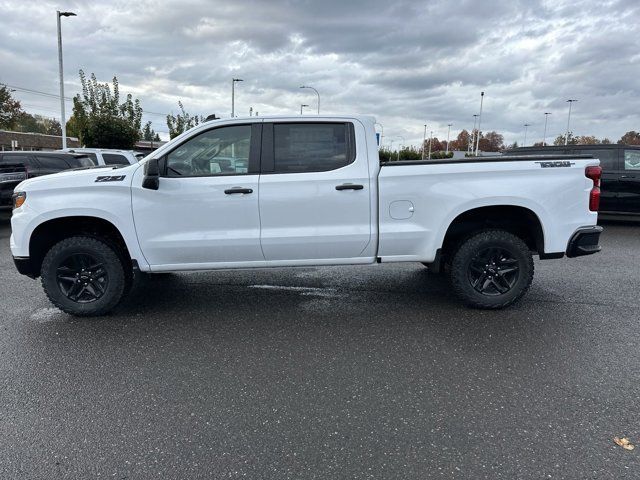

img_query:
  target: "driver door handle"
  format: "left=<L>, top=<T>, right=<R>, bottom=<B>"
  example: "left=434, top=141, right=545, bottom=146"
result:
left=335, top=184, right=364, bottom=191
left=224, top=187, right=253, bottom=194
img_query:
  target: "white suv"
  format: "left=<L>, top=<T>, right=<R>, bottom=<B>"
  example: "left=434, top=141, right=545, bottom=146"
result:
left=60, top=148, right=140, bottom=166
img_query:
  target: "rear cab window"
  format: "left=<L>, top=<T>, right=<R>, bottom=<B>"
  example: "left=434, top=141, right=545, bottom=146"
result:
left=624, top=150, right=640, bottom=170
left=102, top=153, right=130, bottom=165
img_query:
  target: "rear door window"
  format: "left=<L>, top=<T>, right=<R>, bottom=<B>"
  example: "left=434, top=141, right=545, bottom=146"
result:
left=35, top=155, right=72, bottom=171
left=102, top=153, right=130, bottom=165
left=0, top=154, right=29, bottom=166
left=272, top=123, right=355, bottom=173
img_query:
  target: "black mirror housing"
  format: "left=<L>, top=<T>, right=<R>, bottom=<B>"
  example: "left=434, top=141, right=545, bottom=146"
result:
left=142, top=158, right=160, bottom=190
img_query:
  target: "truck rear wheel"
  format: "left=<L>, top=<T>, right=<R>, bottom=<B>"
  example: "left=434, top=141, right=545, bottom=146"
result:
left=40, top=236, right=126, bottom=316
left=449, top=230, right=534, bottom=309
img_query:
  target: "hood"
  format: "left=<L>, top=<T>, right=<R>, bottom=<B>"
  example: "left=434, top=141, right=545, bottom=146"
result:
left=16, top=163, right=140, bottom=191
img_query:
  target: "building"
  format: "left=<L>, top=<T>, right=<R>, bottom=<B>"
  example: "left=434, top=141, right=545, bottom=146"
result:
left=0, top=130, right=80, bottom=151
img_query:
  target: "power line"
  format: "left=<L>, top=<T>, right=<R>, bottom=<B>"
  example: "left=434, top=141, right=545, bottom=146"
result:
left=5, top=83, right=172, bottom=117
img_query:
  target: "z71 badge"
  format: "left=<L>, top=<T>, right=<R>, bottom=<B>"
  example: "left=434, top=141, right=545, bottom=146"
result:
left=535, top=161, right=573, bottom=168
left=95, top=175, right=126, bottom=182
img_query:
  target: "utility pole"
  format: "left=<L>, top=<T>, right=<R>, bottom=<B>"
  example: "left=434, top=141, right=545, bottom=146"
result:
left=446, top=123, right=452, bottom=154
left=543, top=112, right=551, bottom=146
left=565, top=99, right=577, bottom=145
left=523, top=123, right=531, bottom=147
left=231, top=78, right=243, bottom=117
left=57, top=10, right=76, bottom=149
left=475, top=91, right=484, bottom=156
left=422, top=124, right=427, bottom=160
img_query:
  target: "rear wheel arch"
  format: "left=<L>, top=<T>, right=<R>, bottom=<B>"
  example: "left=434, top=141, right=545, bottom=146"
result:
left=439, top=205, right=546, bottom=261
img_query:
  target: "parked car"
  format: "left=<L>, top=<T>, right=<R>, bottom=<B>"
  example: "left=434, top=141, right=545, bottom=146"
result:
left=0, top=151, right=94, bottom=211
left=503, top=144, right=640, bottom=219
left=11, top=115, right=602, bottom=316
left=60, top=148, right=139, bottom=166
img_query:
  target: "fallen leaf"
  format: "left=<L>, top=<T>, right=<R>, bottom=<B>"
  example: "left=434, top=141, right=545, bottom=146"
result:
left=614, top=437, right=635, bottom=450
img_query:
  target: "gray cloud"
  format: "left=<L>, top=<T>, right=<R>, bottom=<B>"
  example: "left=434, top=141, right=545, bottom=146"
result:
left=1, top=0, right=638, bottom=145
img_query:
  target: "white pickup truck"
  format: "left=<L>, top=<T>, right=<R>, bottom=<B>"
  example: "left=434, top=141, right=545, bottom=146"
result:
left=10, top=115, right=603, bottom=316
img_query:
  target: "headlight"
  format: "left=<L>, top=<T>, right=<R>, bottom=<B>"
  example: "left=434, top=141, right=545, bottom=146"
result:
left=12, top=192, right=26, bottom=209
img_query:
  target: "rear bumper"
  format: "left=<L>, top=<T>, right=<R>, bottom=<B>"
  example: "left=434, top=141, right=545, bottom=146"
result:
left=566, top=226, right=603, bottom=258
left=13, top=256, right=37, bottom=278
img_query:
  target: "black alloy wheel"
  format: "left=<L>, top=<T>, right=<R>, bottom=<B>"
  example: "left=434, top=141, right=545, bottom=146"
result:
left=56, top=253, right=109, bottom=303
left=467, top=247, right=520, bottom=296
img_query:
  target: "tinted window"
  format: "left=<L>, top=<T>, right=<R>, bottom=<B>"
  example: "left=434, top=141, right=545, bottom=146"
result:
left=624, top=150, right=640, bottom=171
left=166, top=125, right=251, bottom=177
left=70, top=155, right=96, bottom=167
left=578, top=149, right=618, bottom=170
left=82, top=152, right=98, bottom=164
left=0, top=154, right=29, bottom=166
left=273, top=123, right=354, bottom=173
left=103, top=153, right=129, bottom=165
left=35, top=155, right=71, bottom=170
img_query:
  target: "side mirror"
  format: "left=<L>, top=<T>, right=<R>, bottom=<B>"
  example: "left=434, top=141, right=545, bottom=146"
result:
left=142, top=158, right=160, bottom=190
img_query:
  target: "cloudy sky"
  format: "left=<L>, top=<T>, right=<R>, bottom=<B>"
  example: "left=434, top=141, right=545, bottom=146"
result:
left=1, top=0, right=638, bottom=146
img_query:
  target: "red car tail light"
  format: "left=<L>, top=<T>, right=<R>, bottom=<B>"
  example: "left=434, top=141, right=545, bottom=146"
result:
left=585, top=166, right=602, bottom=212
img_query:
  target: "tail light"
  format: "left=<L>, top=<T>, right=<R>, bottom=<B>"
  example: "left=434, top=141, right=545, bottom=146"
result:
left=585, top=166, right=602, bottom=212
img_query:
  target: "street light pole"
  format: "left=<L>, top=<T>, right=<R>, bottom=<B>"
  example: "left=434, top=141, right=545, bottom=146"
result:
left=231, top=78, right=243, bottom=117
left=300, top=104, right=309, bottom=115
left=565, top=99, right=577, bottom=145
left=543, top=112, right=551, bottom=146
left=395, top=136, right=405, bottom=162
left=475, top=91, right=484, bottom=156
left=446, top=123, right=452, bottom=154
left=471, top=114, right=478, bottom=154
left=57, top=10, right=76, bottom=149
left=523, top=123, right=531, bottom=147
left=299, top=86, right=320, bottom=114
left=422, top=124, right=427, bottom=160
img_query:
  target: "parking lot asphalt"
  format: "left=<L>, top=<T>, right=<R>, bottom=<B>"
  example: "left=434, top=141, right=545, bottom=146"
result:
left=1, top=218, right=639, bottom=479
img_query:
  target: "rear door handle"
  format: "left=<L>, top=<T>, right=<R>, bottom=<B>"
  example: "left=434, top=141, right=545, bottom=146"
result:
left=335, top=184, right=364, bottom=191
left=620, top=175, right=636, bottom=179
left=224, top=187, right=253, bottom=194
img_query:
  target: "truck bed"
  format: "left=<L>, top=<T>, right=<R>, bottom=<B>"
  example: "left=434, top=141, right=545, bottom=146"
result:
left=376, top=155, right=599, bottom=262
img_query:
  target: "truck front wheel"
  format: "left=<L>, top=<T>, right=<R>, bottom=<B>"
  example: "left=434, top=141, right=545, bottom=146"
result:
left=449, top=230, right=534, bottom=309
left=40, top=236, right=126, bottom=316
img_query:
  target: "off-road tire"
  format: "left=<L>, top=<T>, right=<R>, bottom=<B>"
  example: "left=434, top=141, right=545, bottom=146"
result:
left=449, top=229, right=534, bottom=309
left=41, top=236, right=126, bottom=316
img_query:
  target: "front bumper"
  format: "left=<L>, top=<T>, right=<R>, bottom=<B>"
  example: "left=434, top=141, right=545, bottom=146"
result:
left=13, top=256, right=37, bottom=278
left=566, top=226, right=603, bottom=258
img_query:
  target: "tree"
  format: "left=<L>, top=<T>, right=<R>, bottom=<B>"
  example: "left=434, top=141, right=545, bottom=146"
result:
left=15, top=113, right=62, bottom=135
left=0, top=84, right=24, bottom=130
left=69, top=70, right=143, bottom=146
left=482, top=131, right=504, bottom=151
left=553, top=132, right=577, bottom=145
left=449, top=130, right=471, bottom=151
left=142, top=121, right=160, bottom=141
left=618, top=131, right=640, bottom=145
left=82, top=115, right=139, bottom=149
left=166, top=101, right=203, bottom=139
left=574, top=135, right=599, bottom=145
left=601, top=138, right=612, bottom=144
